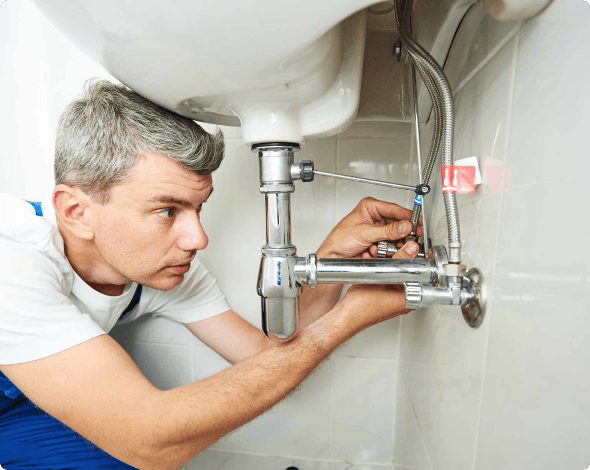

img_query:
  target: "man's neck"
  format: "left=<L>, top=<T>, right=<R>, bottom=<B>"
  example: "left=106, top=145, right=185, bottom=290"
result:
left=57, top=222, right=128, bottom=296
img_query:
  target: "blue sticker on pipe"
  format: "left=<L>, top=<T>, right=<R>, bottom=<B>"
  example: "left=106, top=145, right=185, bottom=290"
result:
left=414, top=195, right=422, bottom=206
left=277, top=261, right=282, bottom=286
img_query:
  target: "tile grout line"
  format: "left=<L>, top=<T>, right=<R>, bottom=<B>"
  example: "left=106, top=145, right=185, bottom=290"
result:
left=202, top=447, right=395, bottom=467
left=332, top=355, right=399, bottom=363
left=391, top=358, right=400, bottom=469
left=469, top=25, right=522, bottom=470
left=190, top=335, right=195, bottom=384
left=454, top=24, right=521, bottom=95
left=404, top=93, right=434, bottom=470
left=329, top=355, right=334, bottom=459
left=123, top=339, right=194, bottom=348
left=392, top=119, right=417, bottom=467
left=333, top=136, right=339, bottom=227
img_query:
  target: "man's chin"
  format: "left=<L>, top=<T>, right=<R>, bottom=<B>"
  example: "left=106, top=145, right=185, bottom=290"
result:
left=139, top=273, right=185, bottom=291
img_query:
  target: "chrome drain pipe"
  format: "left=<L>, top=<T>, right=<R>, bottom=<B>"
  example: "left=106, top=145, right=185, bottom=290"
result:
left=294, top=256, right=437, bottom=286
left=255, top=143, right=301, bottom=343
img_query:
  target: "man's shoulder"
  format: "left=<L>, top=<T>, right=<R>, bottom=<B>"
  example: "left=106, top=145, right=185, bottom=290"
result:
left=0, top=193, right=70, bottom=287
left=0, top=193, right=54, bottom=245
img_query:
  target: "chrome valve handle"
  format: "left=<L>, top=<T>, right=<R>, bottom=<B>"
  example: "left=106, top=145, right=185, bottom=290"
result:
left=404, top=282, right=423, bottom=309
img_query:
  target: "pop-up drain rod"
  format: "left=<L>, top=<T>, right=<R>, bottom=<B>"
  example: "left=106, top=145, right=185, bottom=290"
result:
left=312, top=169, right=430, bottom=195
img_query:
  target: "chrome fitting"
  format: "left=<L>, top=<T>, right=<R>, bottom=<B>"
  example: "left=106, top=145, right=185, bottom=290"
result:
left=377, top=241, right=398, bottom=258
left=429, top=245, right=449, bottom=287
left=448, top=242, right=462, bottom=264
left=444, top=263, right=467, bottom=277
left=377, top=240, right=428, bottom=259
left=255, top=144, right=299, bottom=193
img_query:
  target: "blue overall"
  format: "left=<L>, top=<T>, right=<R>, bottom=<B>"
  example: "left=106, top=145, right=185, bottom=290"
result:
left=0, top=201, right=141, bottom=469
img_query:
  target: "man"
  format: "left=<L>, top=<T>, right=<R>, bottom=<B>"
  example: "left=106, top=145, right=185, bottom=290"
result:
left=0, top=80, right=421, bottom=469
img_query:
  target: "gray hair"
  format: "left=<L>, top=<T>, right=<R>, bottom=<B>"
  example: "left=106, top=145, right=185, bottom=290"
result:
left=55, top=79, right=225, bottom=203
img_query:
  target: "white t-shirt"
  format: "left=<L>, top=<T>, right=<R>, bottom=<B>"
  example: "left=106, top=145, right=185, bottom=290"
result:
left=0, top=193, right=231, bottom=365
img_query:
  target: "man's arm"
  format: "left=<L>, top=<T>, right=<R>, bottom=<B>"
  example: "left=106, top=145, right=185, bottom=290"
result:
left=1, top=264, right=411, bottom=470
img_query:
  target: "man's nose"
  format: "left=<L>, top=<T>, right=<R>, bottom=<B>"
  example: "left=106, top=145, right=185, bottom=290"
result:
left=177, top=213, right=209, bottom=251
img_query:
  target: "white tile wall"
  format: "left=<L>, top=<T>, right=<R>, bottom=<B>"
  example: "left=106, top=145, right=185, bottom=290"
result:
left=211, top=357, right=333, bottom=459
left=186, top=449, right=293, bottom=470
left=395, top=2, right=590, bottom=470
left=474, top=1, right=590, bottom=469
left=120, top=342, right=194, bottom=390
left=331, top=357, right=396, bottom=463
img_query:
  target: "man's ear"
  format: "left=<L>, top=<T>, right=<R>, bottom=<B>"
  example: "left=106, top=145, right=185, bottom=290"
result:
left=53, top=185, right=95, bottom=240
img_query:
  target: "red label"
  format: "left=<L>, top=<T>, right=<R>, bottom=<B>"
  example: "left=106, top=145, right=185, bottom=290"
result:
left=441, top=165, right=476, bottom=194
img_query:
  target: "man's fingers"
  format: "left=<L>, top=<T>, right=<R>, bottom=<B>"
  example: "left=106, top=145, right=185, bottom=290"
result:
left=362, top=198, right=413, bottom=222
left=393, top=241, right=419, bottom=259
left=368, top=245, right=379, bottom=257
left=370, top=220, right=413, bottom=243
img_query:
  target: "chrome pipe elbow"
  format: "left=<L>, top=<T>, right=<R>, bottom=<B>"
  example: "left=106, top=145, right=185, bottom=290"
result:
left=258, top=248, right=301, bottom=342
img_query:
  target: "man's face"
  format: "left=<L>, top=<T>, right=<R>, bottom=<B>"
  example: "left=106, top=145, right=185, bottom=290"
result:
left=90, top=151, right=213, bottom=291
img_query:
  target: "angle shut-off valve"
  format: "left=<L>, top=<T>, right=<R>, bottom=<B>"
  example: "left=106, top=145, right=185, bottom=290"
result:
left=376, top=243, right=486, bottom=328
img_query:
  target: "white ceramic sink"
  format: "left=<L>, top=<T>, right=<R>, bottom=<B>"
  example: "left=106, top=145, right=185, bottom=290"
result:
left=33, top=0, right=379, bottom=145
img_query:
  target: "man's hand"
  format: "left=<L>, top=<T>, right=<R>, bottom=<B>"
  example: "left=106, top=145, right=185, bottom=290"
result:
left=338, top=233, right=421, bottom=331
left=317, top=197, right=423, bottom=259
left=298, top=197, right=423, bottom=331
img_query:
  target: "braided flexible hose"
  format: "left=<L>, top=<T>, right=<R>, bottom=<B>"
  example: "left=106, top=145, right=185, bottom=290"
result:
left=395, top=0, right=461, bottom=262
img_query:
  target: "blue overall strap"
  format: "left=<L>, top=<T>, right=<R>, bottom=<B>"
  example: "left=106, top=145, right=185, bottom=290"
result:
left=26, top=200, right=43, bottom=216
left=119, top=285, right=143, bottom=319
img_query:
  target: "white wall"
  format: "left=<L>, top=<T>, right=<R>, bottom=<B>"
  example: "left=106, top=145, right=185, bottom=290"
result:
left=395, top=2, right=590, bottom=470
left=0, top=0, right=118, bottom=200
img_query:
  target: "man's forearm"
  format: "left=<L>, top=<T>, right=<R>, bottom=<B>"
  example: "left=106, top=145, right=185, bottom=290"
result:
left=298, top=283, right=343, bottom=329
left=297, top=245, right=345, bottom=329
left=149, top=301, right=361, bottom=469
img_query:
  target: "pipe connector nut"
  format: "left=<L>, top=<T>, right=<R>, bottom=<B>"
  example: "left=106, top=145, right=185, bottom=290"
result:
left=307, top=253, right=317, bottom=288
left=301, top=160, right=314, bottom=182
left=377, top=241, right=398, bottom=258
left=291, top=161, right=314, bottom=182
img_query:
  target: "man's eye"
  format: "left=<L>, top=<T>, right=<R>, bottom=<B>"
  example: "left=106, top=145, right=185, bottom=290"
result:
left=156, top=208, right=175, bottom=219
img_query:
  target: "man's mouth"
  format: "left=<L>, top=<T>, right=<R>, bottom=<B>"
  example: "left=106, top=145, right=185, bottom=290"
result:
left=165, top=256, right=194, bottom=274
left=167, top=263, right=191, bottom=274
